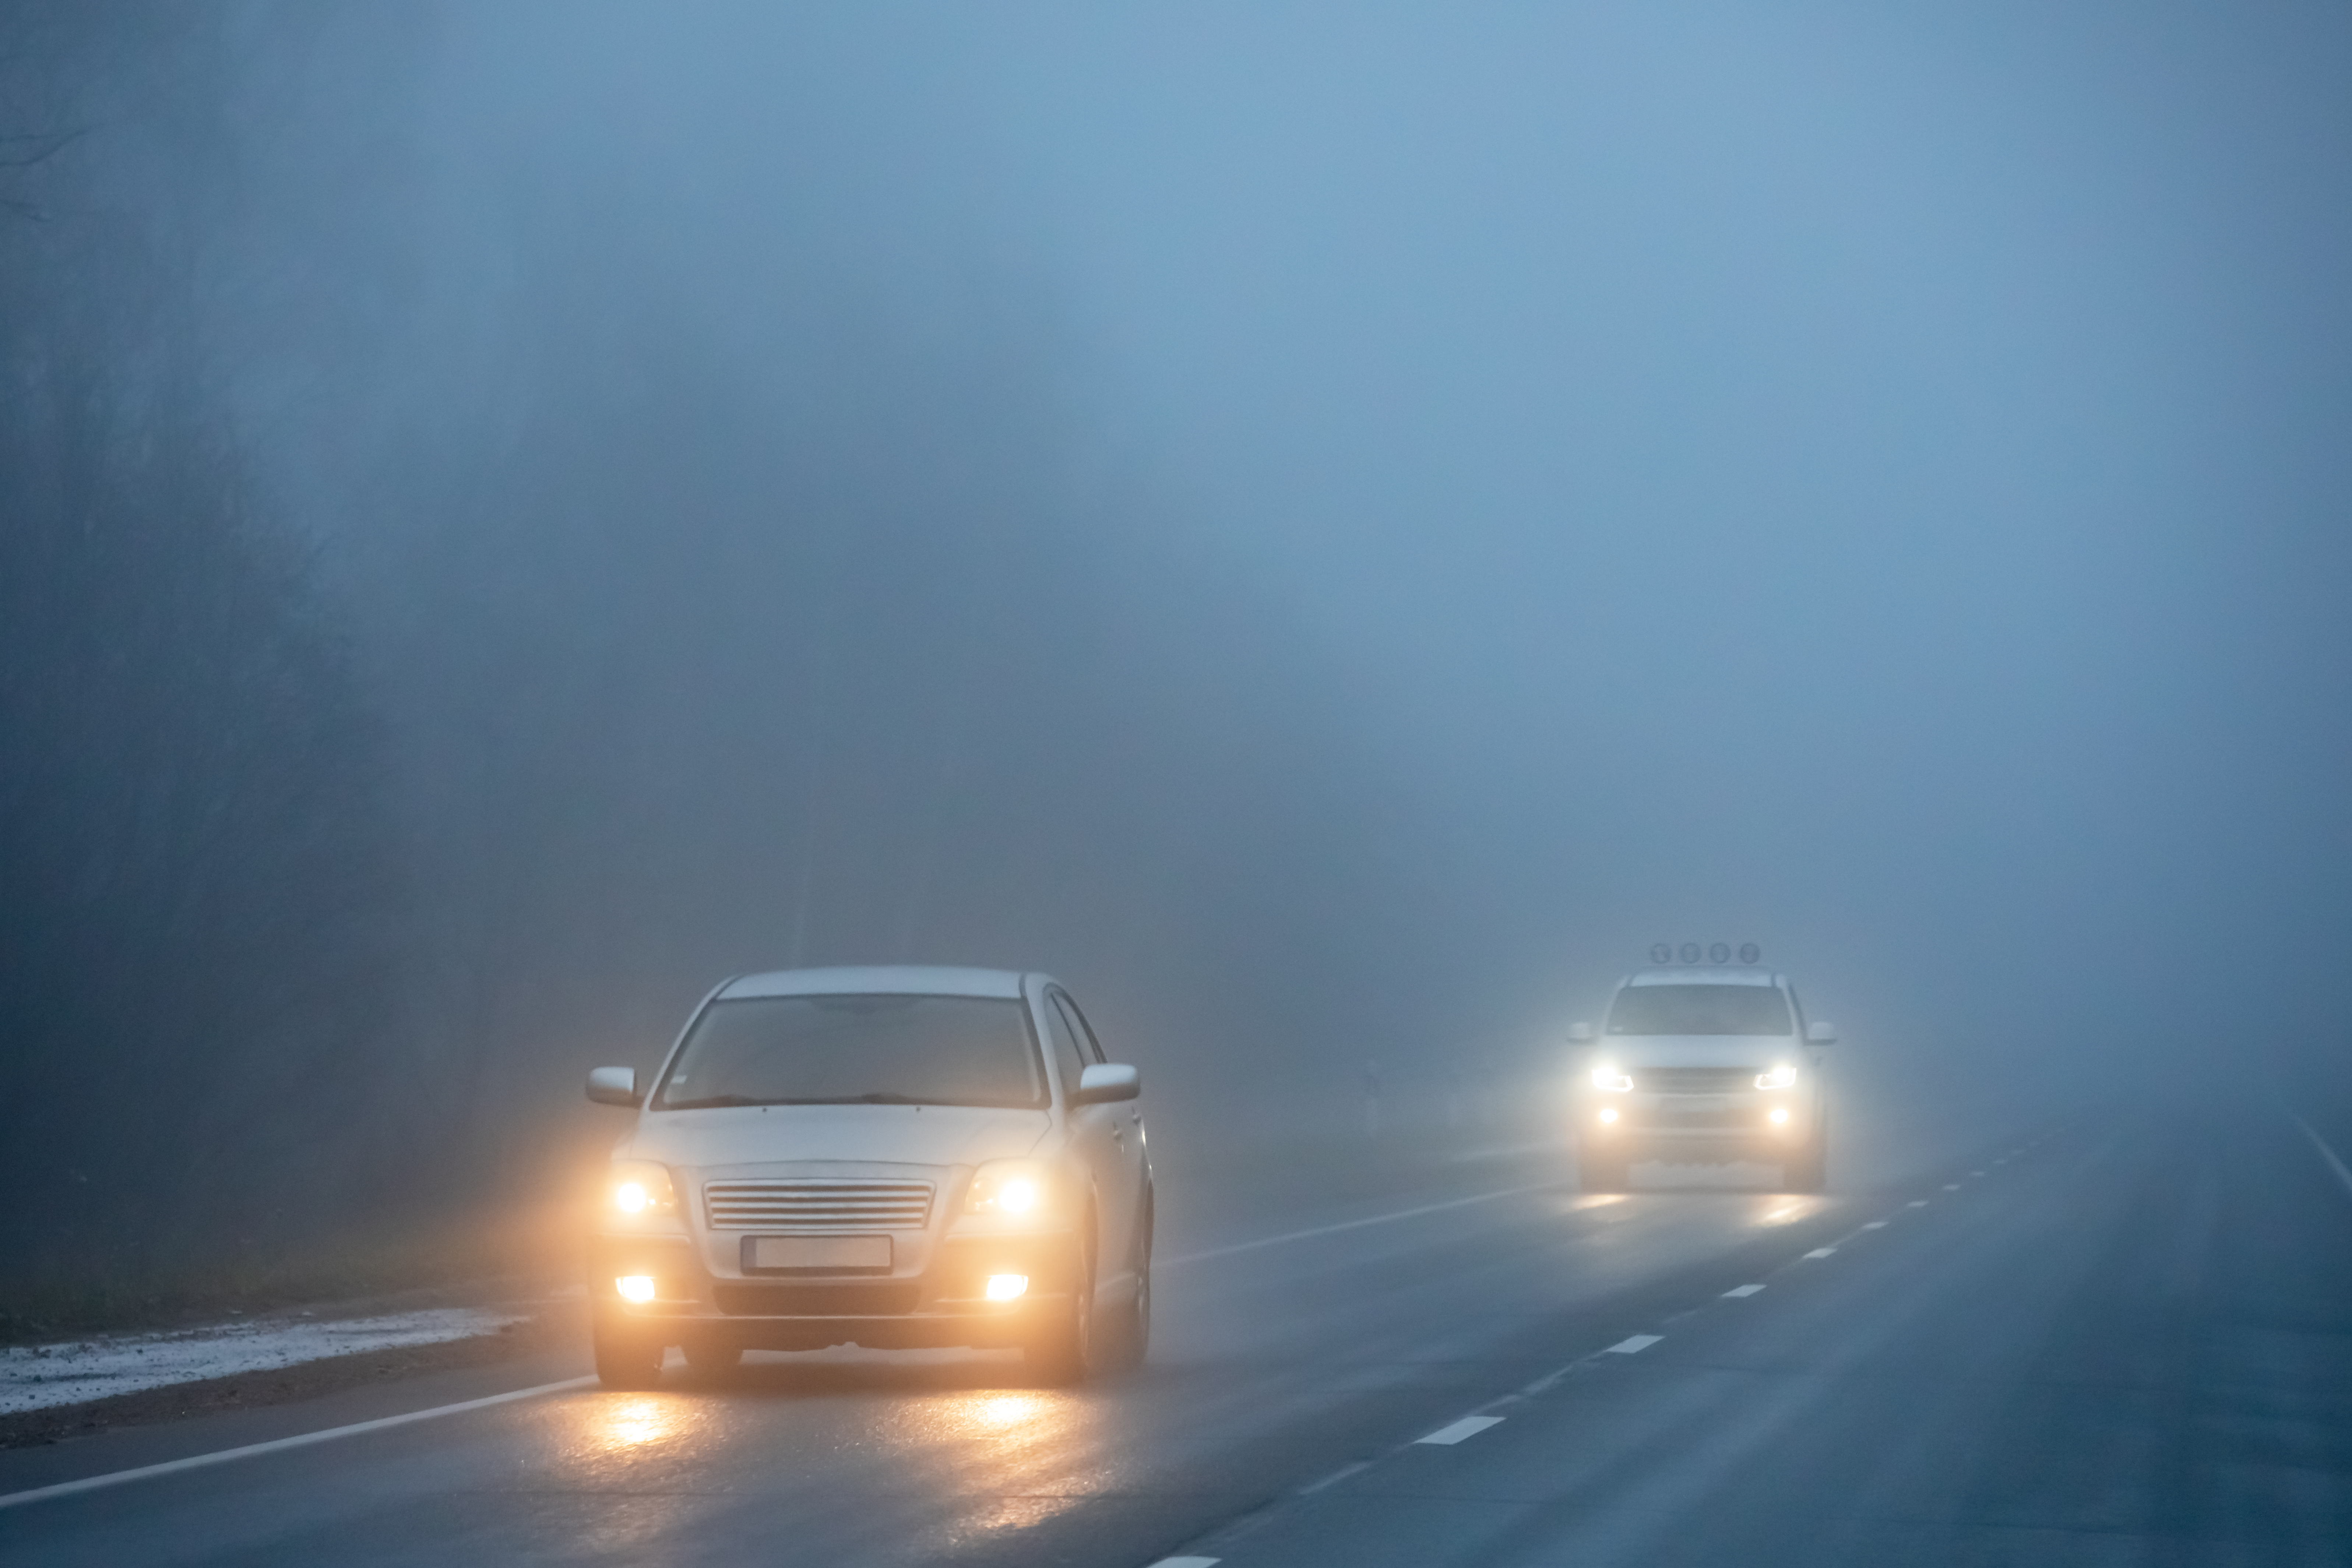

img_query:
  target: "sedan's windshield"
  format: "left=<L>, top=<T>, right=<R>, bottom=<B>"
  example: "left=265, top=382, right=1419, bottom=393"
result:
left=654, top=994, right=1045, bottom=1110
left=1607, top=984, right=1793, bottom=1036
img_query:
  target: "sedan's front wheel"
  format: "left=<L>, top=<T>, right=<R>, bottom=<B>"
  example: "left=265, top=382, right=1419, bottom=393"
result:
left=592, top=1317, right=666, bottom=1390
left=1101, top=1195, right=1152, bottom=1373
left=1024, top=1231, right=1096, bottom=1385
left=681, top=1333, right=742, bottom=1378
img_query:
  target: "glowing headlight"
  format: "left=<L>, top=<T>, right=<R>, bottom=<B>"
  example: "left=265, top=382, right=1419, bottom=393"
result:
left=1589, top=1064, right=1634, bottom=1093
left=985, top=1273, right=1029, bottom=1301
left=609, top=1160, right=677, bottom=1216
left=616, top=1274, right=656, bottom=1303
left=1754, top=1064, right=1797, bottom=1090
left=967, top=1162, right=1053, bottom=1217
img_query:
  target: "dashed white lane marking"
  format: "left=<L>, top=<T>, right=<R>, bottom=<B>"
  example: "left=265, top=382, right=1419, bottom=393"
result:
left=0, top=1375, right=599, bottom=1511
left=1148, top=1558, right=1223, bottom=1567
left=1297, top=1461, right=1372, bottom=1495
left=1162, top=1181, right=1564, bottom=1266
left=1141, top=1155, right=2034, bottom=1555
left=2294, top=1116, right=2352, bottom=1202
left=1970, top=1170, right=1985, bottom=1177
left=1417, top=1415, right=1505, bottom=1445
left=1942, top=1183, right=1961, bottom=1191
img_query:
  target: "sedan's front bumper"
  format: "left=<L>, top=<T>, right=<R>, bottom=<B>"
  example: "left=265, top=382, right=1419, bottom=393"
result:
left=589, top=1229, right=1082, bottom=1350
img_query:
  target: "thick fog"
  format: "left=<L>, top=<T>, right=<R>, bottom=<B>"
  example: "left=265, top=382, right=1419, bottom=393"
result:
left=4, top=4, right=2347, bottom=1290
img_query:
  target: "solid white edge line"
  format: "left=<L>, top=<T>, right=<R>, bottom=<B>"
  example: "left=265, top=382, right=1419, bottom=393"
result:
left=1161, top=1181, right=1563, bottom=1266
left=1722, top=1284, right=1765, bottom=1297
left=0, top=1375, right=599, bottom=1511
left=1803, top=1247, right=1836, bottom=1259
left=2293, top=1116, right=2352, bottom=1202
left=1146, top=1559, right=1223, bottom=1568
left=1605, top=1334, right=1662, bottom=1354
left=1861, top=1220, right=1888, bottom=1229
left=1415, top=1415, right=1505, bottom=1445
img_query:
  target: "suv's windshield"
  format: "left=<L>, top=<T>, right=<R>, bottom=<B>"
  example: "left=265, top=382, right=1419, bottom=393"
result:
left=1607, top=984, right=1793, bottom=1036
left=654, top=994, right=1045, bottom=1110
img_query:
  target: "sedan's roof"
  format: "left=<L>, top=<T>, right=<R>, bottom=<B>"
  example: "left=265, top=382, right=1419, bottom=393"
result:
left=719, top=965, right=1029, bottom=1000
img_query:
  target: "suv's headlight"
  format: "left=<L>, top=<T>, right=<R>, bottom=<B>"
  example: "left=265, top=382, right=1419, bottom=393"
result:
left=609, top=1160, right=677, bottom=1216
left=1754, top=1063, right=1797, bottom=1090
left=966, top=1161, right=1054, bottom=1216
left=1589, top=1063, right=1633, bottom=1093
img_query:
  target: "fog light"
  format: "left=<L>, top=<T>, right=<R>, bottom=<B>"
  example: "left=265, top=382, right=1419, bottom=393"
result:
left=985, top=1273, right=1029, bottom=1301
left=1769, top=1107, right=1790, bottom=1125
left=1598, top=1107, right=1619, bottom=1124
left=616, top=1275, right=656, bottom=1303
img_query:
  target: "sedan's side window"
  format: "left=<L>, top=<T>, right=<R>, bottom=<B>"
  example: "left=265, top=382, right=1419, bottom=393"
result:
left=1040, top=993, right=1088, bottom=1099
left=1054, top=993, right=1106, bottom=1065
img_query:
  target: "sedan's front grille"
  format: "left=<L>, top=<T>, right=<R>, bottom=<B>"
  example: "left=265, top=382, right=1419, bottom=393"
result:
left=703, top=1179, right=934, bottom=1232
left=1637, top=1068, right=1757, bottom=1095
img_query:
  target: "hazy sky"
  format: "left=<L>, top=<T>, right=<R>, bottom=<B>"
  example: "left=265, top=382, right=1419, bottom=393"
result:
left=255, top=1, right=2352, bottom=1102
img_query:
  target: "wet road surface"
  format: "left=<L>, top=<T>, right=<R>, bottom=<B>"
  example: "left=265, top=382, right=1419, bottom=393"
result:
left=4, top=1108, right=2348, bottom=1566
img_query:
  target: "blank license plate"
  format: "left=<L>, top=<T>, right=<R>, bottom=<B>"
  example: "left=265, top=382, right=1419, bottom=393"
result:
left=746, top=1235, right=891, bottom=1273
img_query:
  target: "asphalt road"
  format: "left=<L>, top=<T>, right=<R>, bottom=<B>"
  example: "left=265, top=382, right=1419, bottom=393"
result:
left=4, top=1106, right=2349, bottom=1566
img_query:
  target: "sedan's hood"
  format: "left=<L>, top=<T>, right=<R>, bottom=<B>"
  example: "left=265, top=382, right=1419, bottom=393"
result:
left=619, top=1104, right=1050, bottom=1170
left=1591, top=1036, right=1799, bottom=1068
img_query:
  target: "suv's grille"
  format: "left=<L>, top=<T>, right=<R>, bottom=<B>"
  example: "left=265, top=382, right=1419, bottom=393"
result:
left=1637, top=1068, right=1756, bottom=1095
left=703, top=1179, right=934, bottom=1232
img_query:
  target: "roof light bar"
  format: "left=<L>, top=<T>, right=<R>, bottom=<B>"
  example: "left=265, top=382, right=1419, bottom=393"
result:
left=1649, top=942, right=1764, bottom=965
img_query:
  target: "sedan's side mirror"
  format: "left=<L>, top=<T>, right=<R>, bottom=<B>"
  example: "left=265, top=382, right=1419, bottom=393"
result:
left=587, top=1066, right=641, bottom=1107
left=1567, top=1022, right=1596, bottom=1044
left=1073, top=1063, right=1141, bottom=1105
left=1805, top=1021, right=1838, bottom=1045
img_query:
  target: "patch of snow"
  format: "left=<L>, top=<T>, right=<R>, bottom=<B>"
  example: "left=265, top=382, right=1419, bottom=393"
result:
left=0, top=1307, right=525, bottom=1415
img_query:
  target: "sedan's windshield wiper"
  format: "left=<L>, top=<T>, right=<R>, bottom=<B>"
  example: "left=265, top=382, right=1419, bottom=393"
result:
left=789, top=1092, right=925, bottom=1105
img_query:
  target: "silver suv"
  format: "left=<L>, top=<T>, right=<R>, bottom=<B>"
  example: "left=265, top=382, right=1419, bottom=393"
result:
left=582, top=966, right=1152, bottom=1387
left=1569, top=956, right=1835, bottom=1192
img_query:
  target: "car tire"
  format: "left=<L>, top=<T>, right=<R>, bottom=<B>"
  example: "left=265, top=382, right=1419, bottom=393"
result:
left=1101, top=1191, right=1152, bottom=1373
left=1579, top=1146, right=1630, bottom=1193
left=592, top=1317, right=666, bottom=1390
left=1784, top=1137, right=1828, bottom=1193
left=681, top=1334, right=742, bottom=1378
left=1025, top=1223, right=1097, bottom=1385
